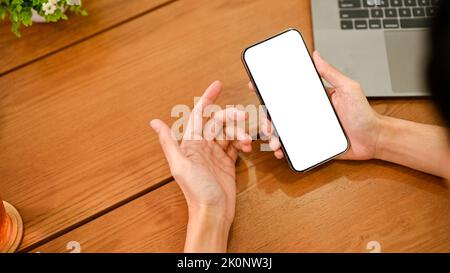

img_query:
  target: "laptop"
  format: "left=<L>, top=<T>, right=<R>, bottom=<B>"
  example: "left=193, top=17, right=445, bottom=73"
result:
left=311, top=0, right=439, bottom=97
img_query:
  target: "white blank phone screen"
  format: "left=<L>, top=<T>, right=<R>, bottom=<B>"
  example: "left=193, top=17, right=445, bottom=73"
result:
left=243, top=30, right=348, bottom=171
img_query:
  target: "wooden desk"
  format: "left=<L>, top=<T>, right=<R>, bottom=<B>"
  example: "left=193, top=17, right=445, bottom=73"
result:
left=0, top=0, right=449, bottom=253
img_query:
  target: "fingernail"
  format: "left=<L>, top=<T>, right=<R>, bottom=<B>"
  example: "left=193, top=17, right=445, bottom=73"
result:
left=150, top=120, right=160, bottom=133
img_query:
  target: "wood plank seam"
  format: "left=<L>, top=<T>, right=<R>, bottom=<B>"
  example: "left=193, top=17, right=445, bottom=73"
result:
left=25, top=155, right=258, bottom=252
left=24, top=153, right=283, bottom=253
left=20, top=177, right=174, bottom=253
left=0, top=0, right=179, bottom=78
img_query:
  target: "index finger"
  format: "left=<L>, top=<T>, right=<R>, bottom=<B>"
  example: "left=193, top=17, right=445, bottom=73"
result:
left=184, top=81, right=223, bottom=140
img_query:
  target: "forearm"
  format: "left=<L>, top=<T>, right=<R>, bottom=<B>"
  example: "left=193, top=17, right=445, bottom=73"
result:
left=375, top=115, right=450, bottom=179
left=184, top=206, right=231, bottom=253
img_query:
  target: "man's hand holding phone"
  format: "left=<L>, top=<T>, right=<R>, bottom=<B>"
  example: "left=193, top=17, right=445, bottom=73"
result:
left=251, top=51, right=383, bottom=161
left=251, top=50, right=450, bottom=179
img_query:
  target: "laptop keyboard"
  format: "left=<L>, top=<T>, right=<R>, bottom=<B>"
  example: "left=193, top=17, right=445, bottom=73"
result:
left=339, top=0, right=438, bottom=30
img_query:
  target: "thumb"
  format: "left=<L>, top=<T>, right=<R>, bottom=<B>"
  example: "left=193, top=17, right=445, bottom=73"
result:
left=150, top=119, right=185, bottom=173
left=313, top=51, right=351, bottom=89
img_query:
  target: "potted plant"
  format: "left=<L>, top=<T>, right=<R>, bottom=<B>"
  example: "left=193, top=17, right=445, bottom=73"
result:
left=0, top=0, right=87, bottom=37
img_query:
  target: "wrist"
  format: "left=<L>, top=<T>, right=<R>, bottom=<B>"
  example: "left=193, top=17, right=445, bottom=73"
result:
left=188, top=205, right=232, bottom=229
left=374, top=115, right=396, bottom=161
left=185, top=205, right=231, bottom=253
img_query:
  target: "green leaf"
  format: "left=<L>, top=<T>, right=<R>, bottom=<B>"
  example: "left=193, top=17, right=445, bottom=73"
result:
left=11, top=21, right=21, bottom=37
left=2, top=0, right=88, bottom=37
left=0, top=6, right=7, bottom=20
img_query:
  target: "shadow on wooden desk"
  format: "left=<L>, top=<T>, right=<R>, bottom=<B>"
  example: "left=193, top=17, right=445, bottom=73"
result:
left=1, top=0, right=449, bottom=253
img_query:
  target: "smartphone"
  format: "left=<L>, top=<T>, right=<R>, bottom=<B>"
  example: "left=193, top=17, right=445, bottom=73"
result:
left=242, top=28, right=349, bottom=172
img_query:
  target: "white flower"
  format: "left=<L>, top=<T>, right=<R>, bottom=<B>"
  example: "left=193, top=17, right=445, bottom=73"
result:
left=42, top=2, right=57, bottom=15
left=67, top=0, right=81, bottom=6
left=49, top=0, right=60, bottom=4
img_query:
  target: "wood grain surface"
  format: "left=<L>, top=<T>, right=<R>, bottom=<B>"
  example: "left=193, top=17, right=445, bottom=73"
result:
left=1, top=0, right=449, bottom=253
left=0, top=0, right=173, bottom=76
left=0, top=0, right=313, bottom=251
left=34, top=138, right=450, bottom=253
